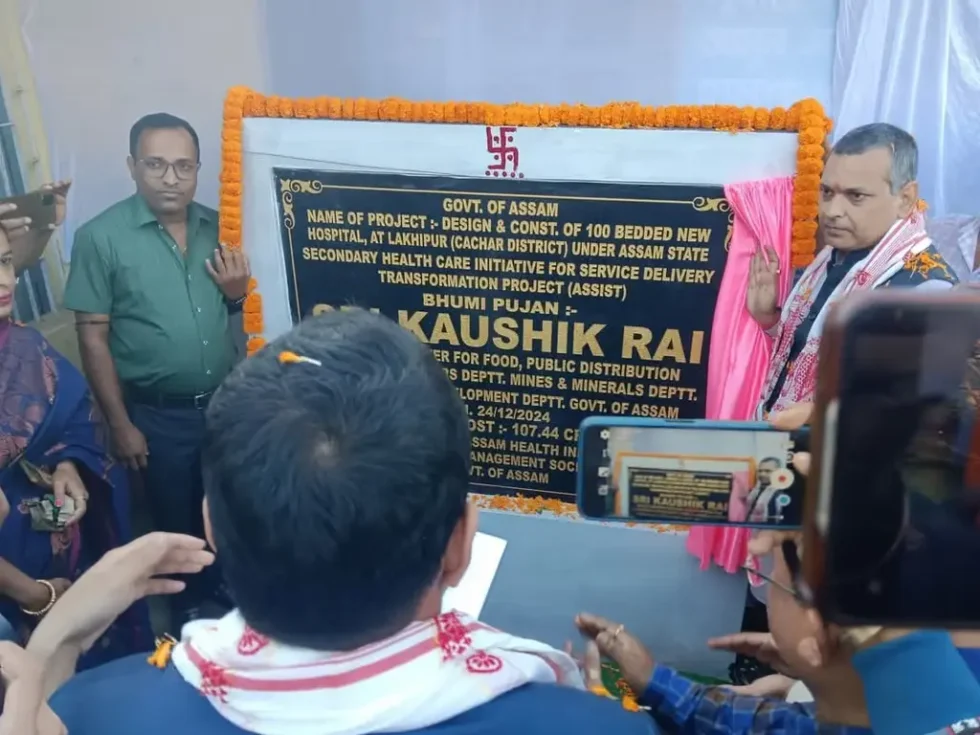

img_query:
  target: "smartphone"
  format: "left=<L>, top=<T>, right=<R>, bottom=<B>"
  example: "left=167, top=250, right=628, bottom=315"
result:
left=577, top=417, right=805, bottom=528
left=806, top=289, right=980, bottom=628
left=0, top=190, right=57, bottom=230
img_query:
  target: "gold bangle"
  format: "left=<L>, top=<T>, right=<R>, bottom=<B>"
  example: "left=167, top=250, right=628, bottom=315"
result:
left=21, top=579, right=56, bottom=617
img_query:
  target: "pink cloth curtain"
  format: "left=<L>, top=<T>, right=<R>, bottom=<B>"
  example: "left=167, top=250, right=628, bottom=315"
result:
left=726, top=470, right=753, bottom=523
left=686, top=177, right=795, bottom=573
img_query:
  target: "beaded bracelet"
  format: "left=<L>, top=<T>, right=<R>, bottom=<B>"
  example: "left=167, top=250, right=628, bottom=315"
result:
left=21, top=579, right=56, bottom=617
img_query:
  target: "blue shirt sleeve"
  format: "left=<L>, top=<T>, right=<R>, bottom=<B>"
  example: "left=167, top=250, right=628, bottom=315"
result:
left=638, top=664, right=850, bottom=734
left=854, top=631, right=980, bottom=735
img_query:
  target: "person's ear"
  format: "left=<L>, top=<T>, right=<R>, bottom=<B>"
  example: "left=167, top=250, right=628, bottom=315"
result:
left=442, top=502, right=478, bottom=589
left=202, top=497, right=216, bottom=552
left=127, top=156, right=137, bottom=181
left=898, top=180, right=919, bottom=217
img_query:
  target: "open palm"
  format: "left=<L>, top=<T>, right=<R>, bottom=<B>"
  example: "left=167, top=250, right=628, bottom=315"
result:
left=30, top=532, right=214, bottom=655
left=748, top=247, right=780, bottom=323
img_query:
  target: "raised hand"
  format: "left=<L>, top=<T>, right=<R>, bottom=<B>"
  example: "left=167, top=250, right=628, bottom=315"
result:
left=747, top=247, right=781, bottom=328
left=0, top=181, right=71, bottom=240
left=574, top=613, right=654, bottom=694
left=0, top=202, right=30, bottom=240
left=40, top=180, right=72, bottom=229
left=29, top=532, right=214, bottom=657
left=205, top=246, right=250, bottom=301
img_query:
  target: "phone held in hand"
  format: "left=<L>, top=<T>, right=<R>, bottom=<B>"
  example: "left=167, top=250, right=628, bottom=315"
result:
left=576, top=416, right=805, bottom=529
left=0, top=190, right=57, bottom=230
left=806, top=288, right=980, bottom=629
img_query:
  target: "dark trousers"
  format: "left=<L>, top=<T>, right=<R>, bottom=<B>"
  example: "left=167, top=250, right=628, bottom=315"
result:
left=128, top=402, right=222, bottom=611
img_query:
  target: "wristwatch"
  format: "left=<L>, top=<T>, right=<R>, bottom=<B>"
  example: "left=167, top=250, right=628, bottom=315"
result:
left=226, top=294, right=247, bottom=314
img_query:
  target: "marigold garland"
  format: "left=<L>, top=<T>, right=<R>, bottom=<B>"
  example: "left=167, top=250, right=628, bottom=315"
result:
left=221, top=87, right=830, bottom=358
left=468, top=494, right=683, bottom=532
left=220, top=89, right=829, bottom=516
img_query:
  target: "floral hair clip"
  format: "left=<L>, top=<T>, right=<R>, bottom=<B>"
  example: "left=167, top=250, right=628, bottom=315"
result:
left=147, top=634, right=177, bottom=669
left=278, top=351, right=322, bottom=366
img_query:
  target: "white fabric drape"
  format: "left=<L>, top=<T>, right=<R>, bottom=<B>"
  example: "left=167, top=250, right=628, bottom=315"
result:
left=832, top=0, right=980, bottom=217
left=261, top=0, right=836, bottom=108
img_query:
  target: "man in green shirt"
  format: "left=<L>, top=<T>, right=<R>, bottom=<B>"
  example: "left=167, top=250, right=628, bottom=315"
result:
left=63, top=113, right=249, bottom=623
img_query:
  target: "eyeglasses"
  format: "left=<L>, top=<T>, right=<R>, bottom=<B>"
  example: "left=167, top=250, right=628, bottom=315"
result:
left=741, top=539, right=815, bottom=607
left=137, top=157, right=200, bottom=180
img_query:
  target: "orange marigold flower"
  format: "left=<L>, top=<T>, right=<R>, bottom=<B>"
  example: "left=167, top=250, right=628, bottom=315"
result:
left=792, top=221, right=819, bottom=239
left=243, top=293, right=263, bottom=313
left=243, top=313, right=264, bottom=334
left=220, top=89, right=831, bottom=406
left=795, top=173, right=822, bottom=192
left=796, top=158, right=823, bottom=176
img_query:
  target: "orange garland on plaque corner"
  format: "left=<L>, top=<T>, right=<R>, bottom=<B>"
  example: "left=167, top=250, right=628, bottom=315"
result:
left=219, top=88, right=830, bottom=514
left=220, top=88, right=830, bottom=355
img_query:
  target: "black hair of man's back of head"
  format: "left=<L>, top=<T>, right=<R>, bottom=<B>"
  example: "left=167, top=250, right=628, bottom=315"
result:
left=203, top=309, right=471, bottom=651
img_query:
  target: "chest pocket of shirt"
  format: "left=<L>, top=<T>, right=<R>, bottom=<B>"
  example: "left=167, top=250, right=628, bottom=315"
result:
left=111, top=242, right=184, bottom=322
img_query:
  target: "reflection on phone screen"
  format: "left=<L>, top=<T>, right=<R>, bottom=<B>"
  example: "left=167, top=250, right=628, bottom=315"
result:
left=579, top=424, right=802, bottom=527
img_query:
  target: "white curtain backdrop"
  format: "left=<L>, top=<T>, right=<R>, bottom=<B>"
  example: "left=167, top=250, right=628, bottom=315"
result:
left=262, top=0, right=836, bottom=109
left=19, top=0, right=837, bottom=258
left=833, top=0, right=980, bottom=216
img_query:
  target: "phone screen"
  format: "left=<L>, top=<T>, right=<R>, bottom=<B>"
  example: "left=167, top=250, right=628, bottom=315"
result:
left=827, top=299, right=980, bottom=625
left=578, top=421, right=803, bottom=527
